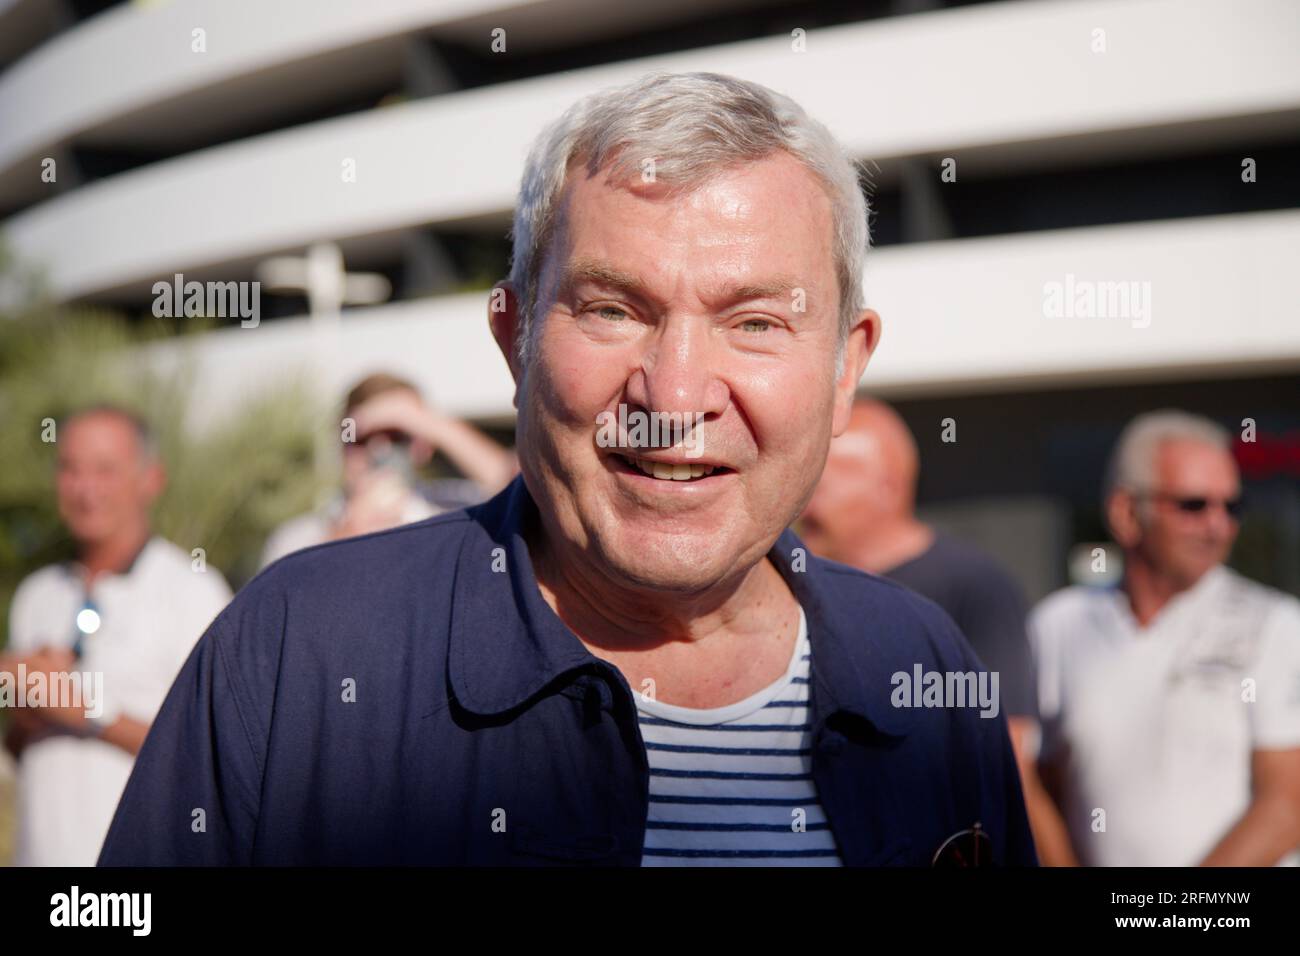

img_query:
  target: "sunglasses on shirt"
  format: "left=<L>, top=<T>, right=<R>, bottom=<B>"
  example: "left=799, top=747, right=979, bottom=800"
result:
left=932, top=823, right=995, bottom=867
left=71, top=596, right=102, bottom=660
left=1140, top=492, right=1244, bottom=519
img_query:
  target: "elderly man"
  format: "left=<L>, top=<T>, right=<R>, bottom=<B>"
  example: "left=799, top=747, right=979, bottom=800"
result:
left=1032, top=410, right=1300, bottom=866
left=5, top=406, right=231, bottom=865
left=100, top=72, right=1035, bottom=866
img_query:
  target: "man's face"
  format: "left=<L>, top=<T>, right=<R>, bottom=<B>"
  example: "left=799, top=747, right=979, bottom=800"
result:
left=1132, top=439, right=1241, bottom=587
left=512, top=150, right=874, bottom=593
left=341, top=388, right=428, bottom=496
left=56, top=415, right=160, bottom=546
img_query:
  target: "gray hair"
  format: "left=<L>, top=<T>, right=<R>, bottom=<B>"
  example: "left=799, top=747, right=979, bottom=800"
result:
left=60, top=404, right=160, bottom=464
left=507, top=71, right=869, bottom=371
left=1104, top=409, right=1231, bottom=497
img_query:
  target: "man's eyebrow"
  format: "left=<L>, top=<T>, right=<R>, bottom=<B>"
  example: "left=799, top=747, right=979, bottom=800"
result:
left=721, top=277, right=803, bottom=301
left=560, top=258, right=804, bottom=304
left=559, top=259, right=647, bottom=296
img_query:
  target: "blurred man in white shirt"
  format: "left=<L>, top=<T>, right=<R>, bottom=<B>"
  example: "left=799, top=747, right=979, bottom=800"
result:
left=4, top=406, right=231, bottom=865
left=1031, top=410, right=1300, bottom=866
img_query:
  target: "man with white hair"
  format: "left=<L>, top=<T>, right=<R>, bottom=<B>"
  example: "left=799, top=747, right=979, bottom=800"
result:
left=1031, top=409, right=1300, bottom=866
left=5, top=405, right=231, bottom=865
left=101, top=72, right=1034, bottom=866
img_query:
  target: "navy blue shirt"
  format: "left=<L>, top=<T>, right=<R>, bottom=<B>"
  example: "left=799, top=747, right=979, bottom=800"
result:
left=99, top=478, right=1036, bottom=866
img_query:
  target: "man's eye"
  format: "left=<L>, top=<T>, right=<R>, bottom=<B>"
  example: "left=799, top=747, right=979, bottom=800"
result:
left=593, top=305, right=629, bottom=321
left=739, top=318, right=772, bottom=333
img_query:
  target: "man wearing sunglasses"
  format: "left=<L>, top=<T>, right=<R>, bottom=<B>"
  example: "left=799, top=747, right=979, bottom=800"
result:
left=259, top=372, right=516, bottom=568
left=1031, top=409, right=1300, bottom=866
left=4, top=406, right=232, bottom=865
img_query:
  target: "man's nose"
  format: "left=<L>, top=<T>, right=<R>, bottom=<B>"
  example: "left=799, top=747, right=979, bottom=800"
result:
left=1205, top=499, right=1239, bottom=537
left=625, top=317, right=728, bottom=420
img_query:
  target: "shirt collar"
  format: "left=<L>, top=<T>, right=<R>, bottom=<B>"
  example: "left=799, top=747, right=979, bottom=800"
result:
left=447, top=477, right=910, bottom=737
left=67, top=534, right=155, bottom=585
left=765, top=527, right=913, bottom=737
left=447, top=478, right=602, bottom=716
left=1112, top=563, right=1231, bottom=633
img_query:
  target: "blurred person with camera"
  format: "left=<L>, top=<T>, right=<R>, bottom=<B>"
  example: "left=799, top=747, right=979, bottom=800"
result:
left=3, top=406, right=231, bottom=865
left=259, top=372, right=517, bottom=567
left=1031, top=410, right=1300, bottom=866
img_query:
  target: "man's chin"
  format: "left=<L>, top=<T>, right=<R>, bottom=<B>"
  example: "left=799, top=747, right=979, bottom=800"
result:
left=594, top=531, right=746, bottom=596
left=1174, top=557, right=1224, bottom=589
left=67, top=521, right=115, bottom=545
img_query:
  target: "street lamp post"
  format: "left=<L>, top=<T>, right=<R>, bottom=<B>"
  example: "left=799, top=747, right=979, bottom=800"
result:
left=257, top=242, right=391, bottom=498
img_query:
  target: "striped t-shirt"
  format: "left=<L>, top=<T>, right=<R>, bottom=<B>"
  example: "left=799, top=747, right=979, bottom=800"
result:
left=636, top=606, right=844, bottom=866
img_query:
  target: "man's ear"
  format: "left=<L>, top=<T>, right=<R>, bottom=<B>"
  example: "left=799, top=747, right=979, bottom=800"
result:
left=831, top=308, right=881, bottom=437
left=141, top=461, right=166, bottom=505
left=487, top=280, right=524, bottom=406
left=1105, top=490, right=1142, bottom=548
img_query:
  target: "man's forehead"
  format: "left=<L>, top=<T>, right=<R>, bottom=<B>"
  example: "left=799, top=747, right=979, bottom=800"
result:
left=556, top=151, right=834, bottom=248
left=65, top=413, right=134, bottom=441
left=541, top=154, right=838, bottom=308
left=1155, top=439, right=1238, bottom=482
left=558, top=255, right=807, bottom=301
left=61, top=414, right=144, bottom=457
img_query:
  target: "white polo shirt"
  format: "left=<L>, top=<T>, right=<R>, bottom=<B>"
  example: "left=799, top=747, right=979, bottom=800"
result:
left=1031, top=565, right=1300, bottom=867
left=7, top=536, right=231, bottom=866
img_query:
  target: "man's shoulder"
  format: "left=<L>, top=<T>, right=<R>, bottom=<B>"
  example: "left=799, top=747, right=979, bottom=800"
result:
left=815, top=552, right=942, bottom=612
left=253, top=509, right=477, bottom=597
left=1029, top=584, right=1110, bottom=645
left=142, top=536, right=232, bottom=596
left=1216, top=564, right=1299, bottom=610
left=202, top=511, right=480, bottom=687
left=13, top=560, right=70, bottom=598
left=9, top=562, right=73, bottom=639
left=924, top=533, right=1022, bottom=595
left=810, top=553, right=975, bottom=667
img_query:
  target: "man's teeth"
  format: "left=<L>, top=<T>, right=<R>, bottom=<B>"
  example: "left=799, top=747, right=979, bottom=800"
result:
left=625, top=456, right=716, bottom=481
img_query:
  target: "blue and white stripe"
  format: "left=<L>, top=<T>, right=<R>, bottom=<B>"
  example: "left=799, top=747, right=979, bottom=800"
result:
left=636, top=608, right=843, bottom=866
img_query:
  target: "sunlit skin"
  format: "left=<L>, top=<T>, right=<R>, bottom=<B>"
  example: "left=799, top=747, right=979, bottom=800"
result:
left=6, top=411, right=160, bottom=755
left=490, top=150, right=879, bottom=706
left=1106, top=439, right=1241, bottom=624
left=56, top=413, right=161, bottom=557
left=333, top=389, right=516, bottom=540
left=800, top=400, right=932, bottom=571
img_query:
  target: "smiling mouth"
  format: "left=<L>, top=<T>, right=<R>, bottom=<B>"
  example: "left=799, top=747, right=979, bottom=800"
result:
left=613, top=452, right=732, bottom=482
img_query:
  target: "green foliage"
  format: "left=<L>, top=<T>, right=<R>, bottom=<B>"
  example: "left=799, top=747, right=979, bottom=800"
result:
left=0, top=262, right=326, bottom=651
left=0, top=245, right=329, bottom=866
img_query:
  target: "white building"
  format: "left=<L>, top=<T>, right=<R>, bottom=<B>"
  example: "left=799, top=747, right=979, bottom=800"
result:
left=3, top=0, right=1298, bottom=595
